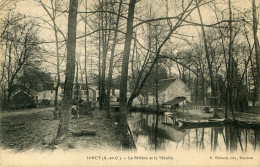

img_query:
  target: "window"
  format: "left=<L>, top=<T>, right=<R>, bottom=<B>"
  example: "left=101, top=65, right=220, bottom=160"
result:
left=51, top=90, right=53, bottom=94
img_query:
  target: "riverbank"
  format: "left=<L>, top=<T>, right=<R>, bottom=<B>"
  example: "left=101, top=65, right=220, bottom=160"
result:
left=0, top=108, right=122, bottom=152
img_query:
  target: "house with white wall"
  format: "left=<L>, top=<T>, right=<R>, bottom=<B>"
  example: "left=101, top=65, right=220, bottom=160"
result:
left=132, top=78, right=191, bottom=107
left=73, top=84, right=97, bottom=102
left=35, top=82, right=62, bottom=106
left=157, top=78, right=191, bottom=104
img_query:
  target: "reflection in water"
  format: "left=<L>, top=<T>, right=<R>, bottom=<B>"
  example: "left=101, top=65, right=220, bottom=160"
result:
left=128, top=112, right=260, bottom=153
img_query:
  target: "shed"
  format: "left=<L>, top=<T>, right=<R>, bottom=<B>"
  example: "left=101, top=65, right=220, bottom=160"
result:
left=147, top=78, right=191, bottom=106
left=12, top=91, right=35, bottom=109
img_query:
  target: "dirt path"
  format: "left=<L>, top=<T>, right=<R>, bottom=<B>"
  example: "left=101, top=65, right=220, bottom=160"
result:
left=0, top=107, right=54, bottom=118
left=0, top=109, right=57, bottom=151
left=0, top=108, right=122, bottom=152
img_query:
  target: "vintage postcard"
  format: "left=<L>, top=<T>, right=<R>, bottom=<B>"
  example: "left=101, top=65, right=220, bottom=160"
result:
left=0, top=0, right=260, bottom=166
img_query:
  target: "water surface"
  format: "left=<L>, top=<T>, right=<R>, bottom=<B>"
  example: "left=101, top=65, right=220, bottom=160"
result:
left=128, top=112, right=260, bottom=153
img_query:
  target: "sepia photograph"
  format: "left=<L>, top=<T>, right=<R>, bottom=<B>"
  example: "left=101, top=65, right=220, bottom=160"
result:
left=0, top=0, right=260, bottom=166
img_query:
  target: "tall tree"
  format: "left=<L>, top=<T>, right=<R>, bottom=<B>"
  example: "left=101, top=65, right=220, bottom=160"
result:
left=100, top=0, right=112, bottom=110
left=40, top=0, right=63, bottom=119
left=0, top=14, right=40, bottom=108
left=252, top=0, right=260, bottom=106
left=84, top=2, right=90, bottom=112
left=106, top=0, right=123, bottom=118
left=127, top=0, right=195, bottom=110
left=195, top=0, right=218, bottom=116
left=56, top=0, right=78, bottom=139
left=227, top=0, right=235, bottom=119
left=119, top=0, right=136, bottom=137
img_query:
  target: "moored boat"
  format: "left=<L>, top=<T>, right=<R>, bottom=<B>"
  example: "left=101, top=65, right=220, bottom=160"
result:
left=178, top=119, right=224, bottom=129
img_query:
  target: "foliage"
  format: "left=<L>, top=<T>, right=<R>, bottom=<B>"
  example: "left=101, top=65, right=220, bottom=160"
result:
left=16, top=64, right=53, bottom=93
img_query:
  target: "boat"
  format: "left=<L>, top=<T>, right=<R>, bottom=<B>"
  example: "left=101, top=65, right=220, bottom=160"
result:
left=208, top=118, right=225, bottom=122
left=164, top=112, right=173, bottom=116
left=177, top=119, right=224, bottom=129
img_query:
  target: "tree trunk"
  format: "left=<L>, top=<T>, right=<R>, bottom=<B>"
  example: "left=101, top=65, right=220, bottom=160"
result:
left=98, top=7, right=102, bottom=110
left=155, top=31, right=159, bottom=114
left=76, top=61, right=79, bottom=115
left=228, top=0, right=235, bottom=120
left=196, top=0, right=217, bottom=116
left=250, top=57, right=257, bottom=112
left=53, top=23, right=60, bottom=119
left=252, top=0, right=260, bottom=106
left=101, top=1, right=112, bottom=111
left=195, top=66, right=199, bottom=104
left=7, top=41, right=12, bottom=105
left=119, top=0, right=136, bottom=135
left=40, top=0, right=61, bottom=119
left=84, top=3, right=90, bottom=113
left=7, top=39, right=14, bottom=106
left=56, top=0, right=78, bottom=139
left=100, top=0, right=106, bottom=110
left=106, top=0, right=123, bottom=118
left=201, top=68, right=206, bottom=105
left=53, top=0, right=60, bottom=119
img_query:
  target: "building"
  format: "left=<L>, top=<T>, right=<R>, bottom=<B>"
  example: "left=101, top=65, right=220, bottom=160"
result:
left=72, top=84, right=96, bottom=102
left=35, top=82, right=62, bottom=106
left=35, top=82, right=96, bottom=106
left=11, top=90, right=36, bottom=109
left=133, top=78, right=191, bottom=107
left=157, top=78, right=191, bottom=104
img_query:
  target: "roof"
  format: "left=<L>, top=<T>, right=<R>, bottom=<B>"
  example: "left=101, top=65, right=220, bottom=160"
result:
left=89, top=85, right=98, bottom=90
left=162, top=96, right=186, bottom=105
left=158, top=78, right=177, bottom=92
left=13, top=90, right=35, bottom=97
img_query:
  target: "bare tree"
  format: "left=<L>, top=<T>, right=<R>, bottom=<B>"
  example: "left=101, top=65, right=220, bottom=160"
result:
left=0, top=0, right=17, bottom=11
left=118, top=0, right=136, bottom=146
left=252, top=0, right=260, bottom=106
left=39, top=0, right=64, bottom=119
left=84, top=2, right=90, bottom=113
left=127, top=0, right=196, bottom=110
left=106, top=0, right=123, bottom=118
left=195, top=0, right=218, bottom=116
left=227, top=0, right=235, bottom=119
left=0, top=14, right=40, bottom=108
left=56, top=0, right=78, bottom=139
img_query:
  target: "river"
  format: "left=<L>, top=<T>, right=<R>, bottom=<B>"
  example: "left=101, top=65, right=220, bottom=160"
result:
left=128, top=112, right=260, bottom=153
